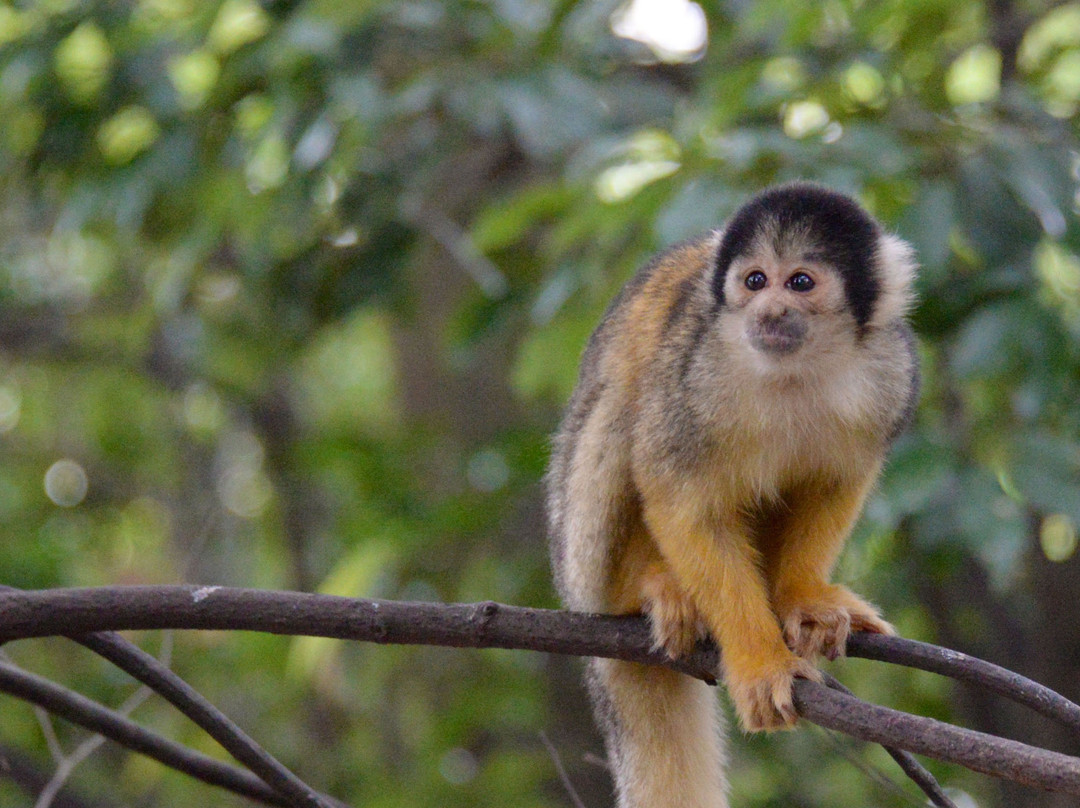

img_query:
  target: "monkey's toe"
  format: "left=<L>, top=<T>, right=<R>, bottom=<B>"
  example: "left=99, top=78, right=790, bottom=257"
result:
left=641, top=567, right=708, bottom=659
left=728, top=654, right=821, bottom=732
left=783, top=608, right=850, bottom=661
left=779, top=585, right=891, bottom=660
left=849, top=609, right=895, bottom=636
left=645, top=599, right=708, bottom=659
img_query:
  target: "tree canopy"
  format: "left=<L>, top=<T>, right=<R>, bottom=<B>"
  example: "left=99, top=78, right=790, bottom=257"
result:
left=1, top=0, right=1080, bottom=806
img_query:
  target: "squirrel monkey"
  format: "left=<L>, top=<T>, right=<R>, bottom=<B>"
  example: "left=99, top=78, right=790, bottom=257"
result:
left=546, top=183, right=919, bottom=808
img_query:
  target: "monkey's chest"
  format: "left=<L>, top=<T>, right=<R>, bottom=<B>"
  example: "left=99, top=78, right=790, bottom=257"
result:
left=714, top=420, right=869, bottom=502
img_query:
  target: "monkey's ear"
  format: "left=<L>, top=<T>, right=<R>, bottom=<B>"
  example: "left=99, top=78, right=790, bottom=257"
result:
left=870, top=234, right=918, bottom=328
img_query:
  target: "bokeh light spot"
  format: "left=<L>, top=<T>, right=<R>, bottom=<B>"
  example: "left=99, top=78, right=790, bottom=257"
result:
left=1041, top=513, right=1078, bottom=562
left=44, top=459, right=89, bottom=508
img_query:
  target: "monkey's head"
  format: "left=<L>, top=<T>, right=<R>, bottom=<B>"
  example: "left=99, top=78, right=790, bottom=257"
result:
left=712, top=183, right=916, bottom=366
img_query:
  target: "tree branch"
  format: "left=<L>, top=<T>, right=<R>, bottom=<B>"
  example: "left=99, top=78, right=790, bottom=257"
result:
left=0, top=661, right=294, bottom=807
left=2, top=585, right=1079, bottom=797
left=793, top=680, right=1080, bottom=794
left=822, top=672, right=958, bottom=808
left=848, top=632, right=1080, bottom=737
left=0, top=586, right=340, bottom=808
left=0, top=585, right=718, bottom=678
left=72, top=631, right=341, bottom=808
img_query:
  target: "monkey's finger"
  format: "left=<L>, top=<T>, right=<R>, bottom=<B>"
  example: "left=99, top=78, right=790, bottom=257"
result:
left=773, top=692, right=799, bottom=726
left=850, top=613, right=895, bottom=636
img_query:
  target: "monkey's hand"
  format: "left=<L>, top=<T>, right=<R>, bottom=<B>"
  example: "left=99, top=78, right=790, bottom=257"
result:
left=776, top=583, right=894, bottom=662
left=725, top=648, right=821, bottom=731
left=640, top=564, right=709, bottom=659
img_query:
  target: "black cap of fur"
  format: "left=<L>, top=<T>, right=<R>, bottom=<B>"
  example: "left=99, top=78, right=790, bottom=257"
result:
left=713, top=183, right=882, bottom=329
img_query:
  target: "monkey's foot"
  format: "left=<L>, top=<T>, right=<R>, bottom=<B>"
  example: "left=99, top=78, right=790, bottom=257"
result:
left=640, top=567, right=708, bottom=659
left=726, top=651, right=821, bottom=732
left=778, top=584, right=894, bottom=661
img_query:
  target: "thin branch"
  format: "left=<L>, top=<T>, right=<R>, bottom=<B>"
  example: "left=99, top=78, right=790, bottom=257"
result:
left=848, top=632, right=1080, bottom=738
left=32, top=702, right=65, bottom=761
left=822, top=672, right=958, bottom=808
left=0, top=743, right=111, bottom=808
left=538, top=731, right=587, bottom=808
left=0, top=660, right=295, bottom=807
left=34, top=633, right=170, bottom=808
left=793, top=679, right=1080, bottom=795
left=807, top=722, right=930, bottom=807
left=35, top=687, right=147, bottom=808
left=2, top=586, right=1079, bottom=796
left=399, top=196, right=510, bottom=299
left=0, top=586, right=340, bottom=808
left=72, top=632, right=339, bottom=808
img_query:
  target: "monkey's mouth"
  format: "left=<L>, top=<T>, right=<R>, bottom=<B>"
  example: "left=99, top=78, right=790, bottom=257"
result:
left=749, top=318, right=807, bottom=355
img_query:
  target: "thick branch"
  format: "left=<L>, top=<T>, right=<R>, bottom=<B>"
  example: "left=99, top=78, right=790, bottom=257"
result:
left=848, top=632, right=1080, bottom=736
left=2, top=586, right=1079, bottom=796
left=794, top=680, right=1080, bottom=794
left=0, top=585, right=719, bottom=680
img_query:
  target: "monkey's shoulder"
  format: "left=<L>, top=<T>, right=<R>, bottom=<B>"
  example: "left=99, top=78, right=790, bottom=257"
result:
left=551, top=235, right=720, bottom=464
left=612, top=234, right=718, bottom=328
left=583, top=234, right=720, bottom=379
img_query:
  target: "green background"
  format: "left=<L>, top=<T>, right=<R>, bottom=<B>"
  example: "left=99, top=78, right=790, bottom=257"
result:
left=1, top=0, right=1079, bottom=806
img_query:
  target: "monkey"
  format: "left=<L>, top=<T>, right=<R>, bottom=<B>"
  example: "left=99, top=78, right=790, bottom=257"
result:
left=545, top=182, right=919, bottom=808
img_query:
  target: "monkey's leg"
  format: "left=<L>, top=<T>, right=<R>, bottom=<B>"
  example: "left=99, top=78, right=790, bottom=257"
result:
left=638, top=561, right=708, bottom=658
left=641, top=496, right=820, bottom=731
left=605, top=525, right=707, bottom=658
left=767, top=477, right=894, bottom=661
left=587, top=657, right=728, bottom=808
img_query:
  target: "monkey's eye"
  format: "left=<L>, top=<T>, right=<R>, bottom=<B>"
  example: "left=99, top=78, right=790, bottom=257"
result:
left=786, top=272, right=815, bottom=292
left=744, top=271, right=767, bottom=291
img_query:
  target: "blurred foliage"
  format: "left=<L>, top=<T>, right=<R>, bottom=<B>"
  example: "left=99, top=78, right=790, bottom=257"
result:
left=1, top=0, right=1079, bottom=806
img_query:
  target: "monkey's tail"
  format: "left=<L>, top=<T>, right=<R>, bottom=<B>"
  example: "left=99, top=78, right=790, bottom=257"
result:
left=587, top=657, right=729, bottom=808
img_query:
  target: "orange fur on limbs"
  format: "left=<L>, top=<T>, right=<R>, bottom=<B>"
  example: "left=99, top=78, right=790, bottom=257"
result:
left=546, top=183, right=920, bottom=808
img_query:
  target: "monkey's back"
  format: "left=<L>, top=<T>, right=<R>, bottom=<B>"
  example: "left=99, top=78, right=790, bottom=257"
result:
left=546, top=235, right=719, bottom=609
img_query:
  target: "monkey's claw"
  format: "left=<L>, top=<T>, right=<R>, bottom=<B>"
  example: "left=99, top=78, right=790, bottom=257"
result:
left=640, top=568, right=708, bottom=659
left=727, top=653, right=821, bottom=732
left=779, top=585, right=893, bottom=661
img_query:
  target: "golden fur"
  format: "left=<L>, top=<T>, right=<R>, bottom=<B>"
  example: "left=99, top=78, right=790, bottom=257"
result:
left=547, top=185, right=919, bottom=808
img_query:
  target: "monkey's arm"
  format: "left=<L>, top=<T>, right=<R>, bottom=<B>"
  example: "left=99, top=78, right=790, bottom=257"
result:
left=640, top=491, right=820, bottom=731
left=766, top=472, right=894, bottom=661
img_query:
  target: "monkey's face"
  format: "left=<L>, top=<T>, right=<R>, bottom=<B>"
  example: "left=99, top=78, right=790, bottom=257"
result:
left=721, top=248, right=849, bottom=361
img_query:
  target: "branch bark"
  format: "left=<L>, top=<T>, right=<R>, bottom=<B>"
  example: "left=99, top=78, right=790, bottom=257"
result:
left=0, top=661, right=292, bottom=807
left=3, top=585, right=1080, bottom=797
left=0, top=585, right=719, bottom=680
left=793, top=680, right=1080, bottom=794
left=72, top=630, right=340, bottom=808
left=848, top=632, right=1080, bottom=735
